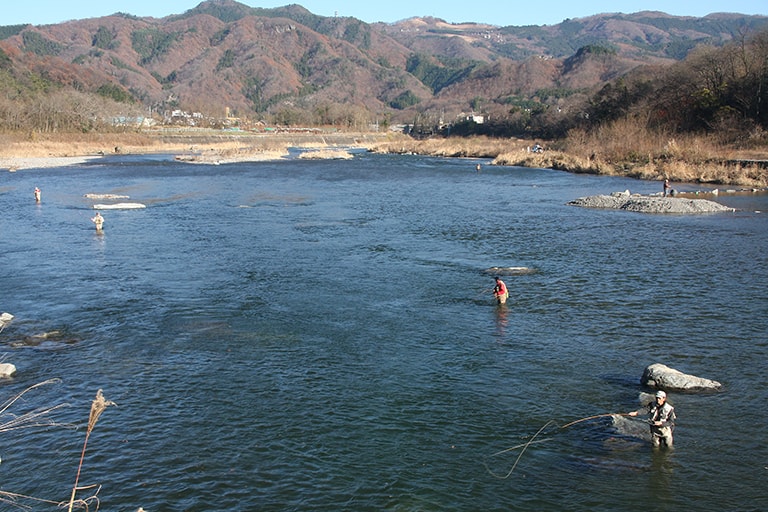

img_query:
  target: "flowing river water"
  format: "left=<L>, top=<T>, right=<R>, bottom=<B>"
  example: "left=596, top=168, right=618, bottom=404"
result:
left=1, top=152, right=766, bottom=511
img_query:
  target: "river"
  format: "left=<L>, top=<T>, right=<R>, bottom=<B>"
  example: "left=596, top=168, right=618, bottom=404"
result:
left=1, top=152, right=766, bottom=511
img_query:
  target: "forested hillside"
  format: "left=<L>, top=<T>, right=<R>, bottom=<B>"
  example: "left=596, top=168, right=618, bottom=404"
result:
left=0, top=0, right=766, bottom=143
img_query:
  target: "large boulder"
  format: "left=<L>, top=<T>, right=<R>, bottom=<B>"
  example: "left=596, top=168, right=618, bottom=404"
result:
left=641, top=363, right=721, bottom=391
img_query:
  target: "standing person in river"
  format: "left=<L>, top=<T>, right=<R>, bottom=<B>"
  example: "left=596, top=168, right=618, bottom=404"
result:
left=91, top=211, right=104, bottom=232
left=493, top=276, right=509, bottom=305
left=629, top=390, right=676, bottom=448
left=663, top=179, right=672, bottom=197
left=34, top=187, right=41, bottom=203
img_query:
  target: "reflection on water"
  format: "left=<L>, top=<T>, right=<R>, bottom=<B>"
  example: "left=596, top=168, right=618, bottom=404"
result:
left=494, top=305, right=509, bottom=340
left=0, top=153, right=767, bottom=511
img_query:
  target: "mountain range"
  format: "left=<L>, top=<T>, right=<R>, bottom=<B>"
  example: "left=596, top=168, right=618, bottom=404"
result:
left=1, top=0, right=766, bottom=125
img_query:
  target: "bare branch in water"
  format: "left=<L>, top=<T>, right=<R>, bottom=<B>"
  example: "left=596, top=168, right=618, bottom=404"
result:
left=0, top=380, right=103, bottom=511
left=1, top=488, right=70, bottom=510
left=0, top=378, right=62, bottom=415
left=0, top=379, right=70, bottom=433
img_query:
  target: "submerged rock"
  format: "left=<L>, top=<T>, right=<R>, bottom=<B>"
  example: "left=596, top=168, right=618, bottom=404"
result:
left=483, top=266, right=536, bottom=276
left=84, top=193, right=130, bottom=200
left=8, top=329, right=80, bottom=348
left=641, top=363, right=722, bottom=391
left=93, top=203, right=146, bottom=209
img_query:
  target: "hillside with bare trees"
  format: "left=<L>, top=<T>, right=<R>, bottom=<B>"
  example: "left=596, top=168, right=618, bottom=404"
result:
left=0, top=0, right=766, bottom=147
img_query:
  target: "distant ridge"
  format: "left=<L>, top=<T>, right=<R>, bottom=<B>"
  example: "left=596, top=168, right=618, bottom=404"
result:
left=0, top=0, right=765, bottom=125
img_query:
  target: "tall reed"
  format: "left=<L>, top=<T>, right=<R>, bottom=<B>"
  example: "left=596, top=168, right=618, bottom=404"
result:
left=67, top=389, right=116, bottom=512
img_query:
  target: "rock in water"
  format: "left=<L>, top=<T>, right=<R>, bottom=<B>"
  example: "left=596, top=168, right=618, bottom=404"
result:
left=0, top=363, right=17, bottom=378
left=641, top=363, right=721, bottom=391
left=568, top=193, right=733, bottom=214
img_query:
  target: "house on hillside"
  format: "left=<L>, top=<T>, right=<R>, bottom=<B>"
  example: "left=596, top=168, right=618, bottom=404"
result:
left=460, top=113, right=484, bottom=124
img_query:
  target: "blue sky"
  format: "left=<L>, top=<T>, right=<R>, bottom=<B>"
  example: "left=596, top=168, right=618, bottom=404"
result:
left=2, top=0, right=766, bottom=27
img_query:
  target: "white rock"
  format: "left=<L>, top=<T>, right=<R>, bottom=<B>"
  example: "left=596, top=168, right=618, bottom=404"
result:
left=641, top=363, right=721, bottom=391
left=0, top=363, right=17, bottom=378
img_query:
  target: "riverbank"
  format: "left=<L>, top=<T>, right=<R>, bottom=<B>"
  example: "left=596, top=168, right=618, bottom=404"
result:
left=0, top=130, right=387, bottom=170
left=2, top=131, right=767, bottom=188
left=369, top=135, right=768, bottom=188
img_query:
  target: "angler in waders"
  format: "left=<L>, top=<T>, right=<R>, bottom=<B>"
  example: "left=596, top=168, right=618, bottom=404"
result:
left=493, top=276, right=509, bottom=305
left=629, top=390, right=676, bottom=448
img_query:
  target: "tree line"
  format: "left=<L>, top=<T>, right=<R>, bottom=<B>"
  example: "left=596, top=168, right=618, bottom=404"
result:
left=448, top=28, right=768, bottom=145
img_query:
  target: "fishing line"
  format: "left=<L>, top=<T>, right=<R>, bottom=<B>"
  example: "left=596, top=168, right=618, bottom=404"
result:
left=486, top=413, right=643, bottom=479
left=485, top=420, right=554, bottom=479
left=490, top=438, right=553, bottom=457
left=560, top=412, right=632, bottom=429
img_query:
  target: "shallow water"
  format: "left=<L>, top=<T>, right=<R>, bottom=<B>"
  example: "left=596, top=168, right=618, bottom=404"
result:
left=1, top=153, right=767, bottom=511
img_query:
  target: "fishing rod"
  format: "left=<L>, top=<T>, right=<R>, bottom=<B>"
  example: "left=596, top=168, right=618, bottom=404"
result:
left=476, top=288, right=494, bottom=297
left=560, top=412, right=634, bottom=429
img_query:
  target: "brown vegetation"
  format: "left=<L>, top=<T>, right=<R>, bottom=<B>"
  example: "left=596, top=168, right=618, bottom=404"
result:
left=297, top=149, right=354, bottom=160
left=0, top=132, right=158, bottom=158
left=2, top=129, right=765, bottom=187
left=0, top=130, right=390, bottom=169
left=370, top=130, right=768, bottom=187
left=559, top=119, right=768, bottom=186
left=370, top=135, right=530, bottom=158
left=0, top=130, right=385, bottom=158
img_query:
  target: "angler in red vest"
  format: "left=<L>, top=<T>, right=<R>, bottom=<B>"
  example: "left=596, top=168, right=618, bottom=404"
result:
left=493, top=276, right=509, bottom=305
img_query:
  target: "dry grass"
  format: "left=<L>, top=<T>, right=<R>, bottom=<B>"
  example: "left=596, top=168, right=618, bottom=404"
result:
left=373, top=129, right=767, bottom=187
left=0, top=132, right=157, bottom=158
left=0, top=378, right=67, bottom=433
left=0, top=130, right=390, bottom=169
left=0, top=384, right=114, bottom=511
left=562, top=119, right=768, bottom=187
left=67, top=389, right=116, bottom=512
left=370, top=134, right=532, bottom=158
left=492, top=149, right=614, bottom=175
left=0, top=130, right=387, bottom=159
left=297, top=149, right=354, bottom=160
left=176, top=145, right=290, bottom=164
left=0, top=379, right=73, bottom=510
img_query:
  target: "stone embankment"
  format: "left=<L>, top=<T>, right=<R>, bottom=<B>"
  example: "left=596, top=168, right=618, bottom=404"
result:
left=568, top=190, right=734, bottom=214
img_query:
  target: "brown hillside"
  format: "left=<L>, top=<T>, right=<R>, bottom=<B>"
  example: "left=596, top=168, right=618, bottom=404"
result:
left=0, top=1, right=765, bottom=125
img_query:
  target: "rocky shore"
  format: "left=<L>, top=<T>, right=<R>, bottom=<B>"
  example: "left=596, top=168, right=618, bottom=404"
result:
left=0, top=131, right=385, bottom=171
left=0, top=156, right=101, bottom=171
left=568, top=190, right=735, bottom=214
